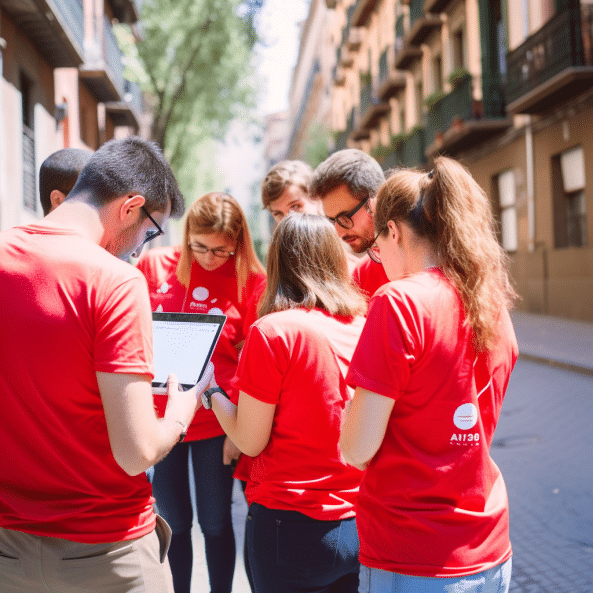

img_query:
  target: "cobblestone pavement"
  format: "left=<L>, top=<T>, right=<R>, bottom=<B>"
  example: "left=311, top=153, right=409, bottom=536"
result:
left=491, top=359, right=593, bottom=593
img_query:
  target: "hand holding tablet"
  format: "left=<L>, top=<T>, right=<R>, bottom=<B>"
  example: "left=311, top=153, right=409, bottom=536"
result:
left=152, top=312, right=226, bottom=394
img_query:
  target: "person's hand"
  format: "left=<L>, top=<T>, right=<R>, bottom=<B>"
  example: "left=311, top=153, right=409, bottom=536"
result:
left=223, top=436, right=241, bottom=465
left=165, top=362, right=215, bottom=425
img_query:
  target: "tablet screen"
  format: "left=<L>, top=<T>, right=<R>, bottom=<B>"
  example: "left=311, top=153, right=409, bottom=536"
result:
left=152, top=312, right=226, bottom=389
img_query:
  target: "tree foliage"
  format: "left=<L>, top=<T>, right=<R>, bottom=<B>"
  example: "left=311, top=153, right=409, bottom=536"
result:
left=116, top=0, right=262, bottom=199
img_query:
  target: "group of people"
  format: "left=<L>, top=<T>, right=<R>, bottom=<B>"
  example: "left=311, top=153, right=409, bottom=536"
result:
left=0, top=137, right=518, bottom=593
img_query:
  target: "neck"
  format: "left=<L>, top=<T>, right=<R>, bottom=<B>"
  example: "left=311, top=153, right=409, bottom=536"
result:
left=43, top=200, right=105, bottom=244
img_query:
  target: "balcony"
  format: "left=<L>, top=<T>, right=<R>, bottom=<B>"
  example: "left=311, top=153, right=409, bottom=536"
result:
left=338, top=44, right=354, bottom=68
left=333, top=64, right=346, bottom=85
left=424, top=73, right=511, bottom=157
left=423, top=0, right=457, bottom=14
left=506, top=2, right=593, bottom=114
left=402, top=126, right=426, bottom=167
left=378, top=46, right=406, bottom=100
left=351, top=0, right=380, bottom=27
left=80, top=15, right=126, bottom=101
left=358, top=77, right=390, bottom=131
left=347, top=27, right=364, bottom=51
left=349, top=105, right=371, bottom=141
left=0, top=0, right=84, bottom=66
left=105, top=79, right=142, bottom=128
left=395, top=0, right=441, bottom=70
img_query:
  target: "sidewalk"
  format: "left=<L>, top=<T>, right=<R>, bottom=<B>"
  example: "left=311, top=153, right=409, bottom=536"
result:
left=511, top=310, right=593, bottom=376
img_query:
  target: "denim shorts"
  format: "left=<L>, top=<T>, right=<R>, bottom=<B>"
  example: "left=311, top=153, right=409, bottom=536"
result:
left=359, top=558, right=512, bottom=593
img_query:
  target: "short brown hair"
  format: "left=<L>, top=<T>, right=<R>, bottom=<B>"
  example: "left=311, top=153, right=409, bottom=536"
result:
left=258, top=213, right=366, bottom=318
left=261, top=160, right=313, bottom=208
left=311, top=149, right=385, bottom=202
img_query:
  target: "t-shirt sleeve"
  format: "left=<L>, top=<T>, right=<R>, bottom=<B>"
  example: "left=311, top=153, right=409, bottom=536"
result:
left=231, top=322, right=284, bottom=405
left=346, top=289, right=416, bottom=400
left=93, top=275, right=154, bottom=378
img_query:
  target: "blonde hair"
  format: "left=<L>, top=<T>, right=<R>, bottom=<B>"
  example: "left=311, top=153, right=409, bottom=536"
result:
left=261, top=160, right=313, bottom=208
left=374, top=156, right=516, bottom=351
left=259, top=213, right=366, bottom=318
left=177, top=192, right=265, bottom=302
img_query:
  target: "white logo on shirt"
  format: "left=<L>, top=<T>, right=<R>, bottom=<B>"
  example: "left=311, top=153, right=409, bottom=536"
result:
left=155, top=304, right=164, bottom=313
left=208, top=307, right=223, bottom=315
left=157, top=282, right=169, bottom=293
left=192, top=287, right=209, bottom=301
left=453, top=403, right=478, bottom=430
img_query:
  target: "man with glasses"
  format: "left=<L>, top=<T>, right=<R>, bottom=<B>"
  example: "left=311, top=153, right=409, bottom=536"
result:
left=311, top=149, right=390, bottom=299
left=0, top=137, right=214, bottom=593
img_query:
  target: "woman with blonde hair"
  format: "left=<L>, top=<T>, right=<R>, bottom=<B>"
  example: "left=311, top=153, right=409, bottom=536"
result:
left=340, top=157, right=518, bottom=593
left=137, top=192, right=266, bottom=593
left=205, top=213, right=367, bottom=593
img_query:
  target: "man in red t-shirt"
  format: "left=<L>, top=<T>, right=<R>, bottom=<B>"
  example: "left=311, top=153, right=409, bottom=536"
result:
left=311, top=149, right=390, bottom=298
left=0, top=138, right=212, bottom=593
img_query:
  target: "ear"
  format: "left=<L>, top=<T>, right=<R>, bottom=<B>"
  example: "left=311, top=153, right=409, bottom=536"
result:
left=117, top=194, right=145, bottom=222
left=50, top=190, right=67, bottom=211
left=387, top=219, right=402, bottom=243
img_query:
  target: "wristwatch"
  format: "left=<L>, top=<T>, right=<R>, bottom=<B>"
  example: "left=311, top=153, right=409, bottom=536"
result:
left=174, top=419, right=187, bottom=443
left=201, top=386, right=229, bottom=410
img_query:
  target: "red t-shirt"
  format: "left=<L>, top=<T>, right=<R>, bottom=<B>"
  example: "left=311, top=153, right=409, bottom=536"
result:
left=352, top=254, right=390, bottom=299
left=346, top=269, right=518, bottom=577
left=137, top=246, right=266, bottom=441
left=231, top=308, right=365, bottom=521
left=0, top=225, right=156, bottom=543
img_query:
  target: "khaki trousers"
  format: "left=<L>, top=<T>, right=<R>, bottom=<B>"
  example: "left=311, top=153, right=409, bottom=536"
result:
left=0, top=515, right=174, bottom=593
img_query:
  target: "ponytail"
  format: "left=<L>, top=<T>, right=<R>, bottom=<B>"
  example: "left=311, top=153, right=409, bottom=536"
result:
left=375, top=157, right=516, bottom=351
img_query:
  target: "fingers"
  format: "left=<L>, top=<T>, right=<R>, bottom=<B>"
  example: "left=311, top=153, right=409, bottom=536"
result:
left=195, top=362, right=215, bottom=394
left=167, top=373, right=179, bottom=393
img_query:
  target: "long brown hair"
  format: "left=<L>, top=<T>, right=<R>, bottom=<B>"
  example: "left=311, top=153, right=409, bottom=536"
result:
left=374, top=156, right=516, bottom=351
left=177, top=192, right=265, bottom=302
left=258, top=213, right=366, bottom=318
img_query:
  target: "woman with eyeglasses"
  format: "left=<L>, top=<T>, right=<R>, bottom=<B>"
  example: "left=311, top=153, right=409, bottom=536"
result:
left=206, top=213, right=367, bottom=593
left=340, top=157, right=518, bottom=593
left=136, top=192, right=266, bottom=593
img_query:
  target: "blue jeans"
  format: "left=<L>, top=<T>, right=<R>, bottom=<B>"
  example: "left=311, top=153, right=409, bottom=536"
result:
left=151, top=436, right=235, bottom=593
left=246, top=502, right=360, bottom=593
left=358, top=558, right=512, bottom=593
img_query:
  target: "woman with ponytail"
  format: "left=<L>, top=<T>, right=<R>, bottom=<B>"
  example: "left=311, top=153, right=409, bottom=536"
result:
left=340, top=157, right=518, bottom=593
left=137, top=192, right=266, bottom=593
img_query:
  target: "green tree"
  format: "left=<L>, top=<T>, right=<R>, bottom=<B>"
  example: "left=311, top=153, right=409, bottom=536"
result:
left=116, top=0, right=262, bottom=200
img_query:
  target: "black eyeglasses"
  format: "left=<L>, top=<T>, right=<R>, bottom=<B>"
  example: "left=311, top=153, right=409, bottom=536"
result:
left=367, top=229, right=385, bottom=264
left=137, top=206, right=165, bottom=251
left=326, top=196, right=370, bottom=230
left=188, top=242, right=235, bottom=259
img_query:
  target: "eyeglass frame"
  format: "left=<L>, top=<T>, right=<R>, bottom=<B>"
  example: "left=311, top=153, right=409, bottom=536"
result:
left=326, top=195, right=371, bottom=230
left=136, top=205, right=165, bottom=252
left=188, top=241, right=235, bottom=259
left=367, top=228, right=386, bottom=264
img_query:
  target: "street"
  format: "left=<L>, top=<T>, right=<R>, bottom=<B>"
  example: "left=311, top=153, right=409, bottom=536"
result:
left=491, top=359, right=593, bottom=592
left=190, top=358, right=593, bottom=593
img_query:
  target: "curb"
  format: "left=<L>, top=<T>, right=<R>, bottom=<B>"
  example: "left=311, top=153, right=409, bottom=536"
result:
left=518, top=352, right=593, bottom=378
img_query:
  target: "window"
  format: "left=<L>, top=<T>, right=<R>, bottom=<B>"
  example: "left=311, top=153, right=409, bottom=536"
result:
left=433, top=54, right=443, bottom=93
left=552, top=146, right=588, bottom=248
left=452, top=28, right=465, bottom=72
left=21, top=72, right=36, bottom=212
left=496, top=170, right=517, bottom=252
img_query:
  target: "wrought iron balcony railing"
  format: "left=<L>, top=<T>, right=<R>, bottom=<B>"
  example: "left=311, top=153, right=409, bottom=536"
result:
left=506, top=2, right=593, bottom=113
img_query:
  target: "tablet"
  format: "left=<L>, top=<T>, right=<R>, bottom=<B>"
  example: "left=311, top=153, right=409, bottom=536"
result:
left=152, top=312, right=226, bottom=392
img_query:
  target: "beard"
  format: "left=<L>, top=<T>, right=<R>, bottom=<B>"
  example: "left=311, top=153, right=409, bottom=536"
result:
left=341, top=232, right=375, bottom=253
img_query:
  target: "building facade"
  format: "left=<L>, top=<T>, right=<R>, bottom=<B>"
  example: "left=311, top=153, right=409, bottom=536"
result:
left=0, top=0, right=143, bottom=230
left=290, top=0, right=593, bottom=322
